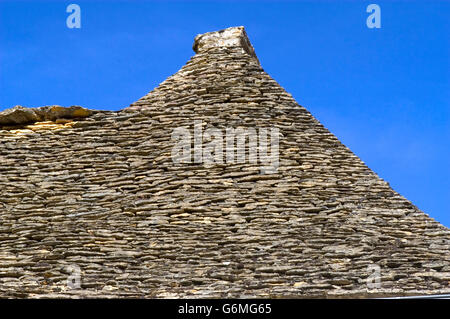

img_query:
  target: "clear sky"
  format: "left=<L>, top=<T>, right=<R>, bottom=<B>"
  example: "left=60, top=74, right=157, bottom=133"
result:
left=1, top=0, right=449, bottom=227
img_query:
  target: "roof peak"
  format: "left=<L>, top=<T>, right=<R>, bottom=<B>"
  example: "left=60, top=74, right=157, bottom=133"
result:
left=192, top=26, right=258, bottom=60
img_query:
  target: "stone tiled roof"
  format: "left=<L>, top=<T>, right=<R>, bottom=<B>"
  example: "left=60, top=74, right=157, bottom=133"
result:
left=0, top=26, right=448, bottom=298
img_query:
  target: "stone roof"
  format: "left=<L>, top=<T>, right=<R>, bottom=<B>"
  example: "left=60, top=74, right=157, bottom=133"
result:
left=0, top=26, right=449, bottom=298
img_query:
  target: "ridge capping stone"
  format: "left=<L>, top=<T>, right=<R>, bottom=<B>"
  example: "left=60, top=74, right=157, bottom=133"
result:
left=193, top=26, right=258, bottom=60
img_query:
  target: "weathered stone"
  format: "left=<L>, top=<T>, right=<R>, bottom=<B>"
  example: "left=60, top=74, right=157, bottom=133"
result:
left=193, top=26, right=258, bottom=61
left=0, top=26, right=448, bottom=299
left=0, top=105, right=93, bottom=127
left=0, top=106, right=39, bottom=125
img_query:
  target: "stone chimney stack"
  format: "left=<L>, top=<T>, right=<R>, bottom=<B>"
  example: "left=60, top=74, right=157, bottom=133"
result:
left=192, top=26, right=258, bottom=61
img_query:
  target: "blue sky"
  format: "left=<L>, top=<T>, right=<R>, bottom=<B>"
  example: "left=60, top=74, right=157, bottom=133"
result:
left=0, top=0, right=449, bottom=227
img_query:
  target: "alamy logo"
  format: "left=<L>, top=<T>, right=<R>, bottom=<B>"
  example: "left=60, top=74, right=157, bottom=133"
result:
left=366, top=264, right=381, bottom=290
left=66, top=264, right=81, bottom=289
left=366, top=4, right=381, bottom=29
left=171, top=120, right=279, bottom=174
left=66, top=4, right=81, bottom=29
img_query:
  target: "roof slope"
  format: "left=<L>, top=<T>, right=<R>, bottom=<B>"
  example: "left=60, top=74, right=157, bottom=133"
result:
left=0, top=26, right=449, bottom=298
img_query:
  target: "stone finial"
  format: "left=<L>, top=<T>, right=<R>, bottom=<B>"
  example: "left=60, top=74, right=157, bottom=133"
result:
left=192, top=26, right=258, bottom=59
